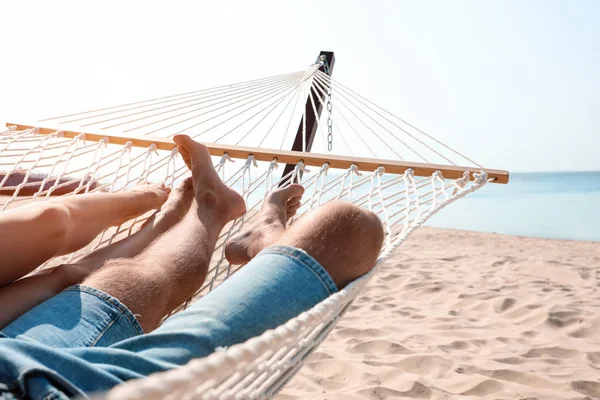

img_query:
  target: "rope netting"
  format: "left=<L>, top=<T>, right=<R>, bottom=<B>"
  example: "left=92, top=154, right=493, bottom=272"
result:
left=0, top=125, right=487, bottom=399
left=0, top=60, right=499, bottom=399
left=31, top=62, right=482, bottom=168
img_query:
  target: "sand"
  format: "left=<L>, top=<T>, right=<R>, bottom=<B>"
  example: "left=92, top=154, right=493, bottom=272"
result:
left=278, top=228, right=600, bottom=400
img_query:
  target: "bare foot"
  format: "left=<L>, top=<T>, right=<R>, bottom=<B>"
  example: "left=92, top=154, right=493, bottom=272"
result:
left=224, top=184, right=304, bottom=265
left=142, top=178, right=194, bottom=231
left=130, top=182, right=171, bottom=204
left=110, top=183, right=171, bottom=226
left=173, top=135, right=246, bottom=222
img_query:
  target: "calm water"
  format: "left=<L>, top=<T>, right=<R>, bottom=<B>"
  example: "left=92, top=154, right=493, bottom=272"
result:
left=426, top=171, right=600, bottom=242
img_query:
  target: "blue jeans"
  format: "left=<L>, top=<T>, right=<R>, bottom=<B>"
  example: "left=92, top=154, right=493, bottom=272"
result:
left=0, top=246, right=338, bottom=400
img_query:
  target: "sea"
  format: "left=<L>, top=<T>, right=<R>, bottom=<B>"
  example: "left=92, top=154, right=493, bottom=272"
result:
left=426, top=171, right=600, bottom=242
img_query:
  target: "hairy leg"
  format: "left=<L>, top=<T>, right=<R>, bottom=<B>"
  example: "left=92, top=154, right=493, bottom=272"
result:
left=227, top=201, right=385, bottom=288
left=225, top=183, right=304, bottom=265
left=0, top=184, right=169, bottom=286
left=0, top=180, right=194, bottom=329
left=82, top=135, right=246, bottom=332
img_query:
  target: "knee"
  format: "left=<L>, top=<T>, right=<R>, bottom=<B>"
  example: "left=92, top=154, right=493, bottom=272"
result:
left=289, top=201, right=384, bottom=287
left=34, top=204, right=73, bottom=249
left=321, top=202, right=385, bottom=254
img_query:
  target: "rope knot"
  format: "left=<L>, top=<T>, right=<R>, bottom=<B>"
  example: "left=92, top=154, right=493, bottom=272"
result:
left=455, top=171, right=470, bottom=188
left=375, top=166, right=385, bottom=176
left=349, top=164, right=362, bottom=176
left=217, top=152, right=233, bottom=168
left=244, top=155, right=258, bottom=168
left=148, top=143, right=158, bottom=155
left=404, top=168, right=414, bottom=178
left=295, top=161, right=309, bottom=174
left=268, top=158, right=279, bottom=171
left=124, top=141, right=133, bottom=151
left=170, top=146, right=179, bottom=157
left=473, top=170, right=488, bottom=184
left=433, top=170, right=443, bottom=178
left=321, top=163, right=330, bottom=175
left=99, top=137, right=109, bottom=146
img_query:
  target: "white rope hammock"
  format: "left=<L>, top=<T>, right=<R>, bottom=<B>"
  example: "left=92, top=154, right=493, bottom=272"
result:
left=0, top=60, right=504, bottom=399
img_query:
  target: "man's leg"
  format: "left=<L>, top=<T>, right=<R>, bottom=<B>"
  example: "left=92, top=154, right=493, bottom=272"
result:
left=0, top=136, right=385, bottom=398
left=0, top=184, right=170, bottom=286
left=87, top=134, right=383, bottom=332
left=226, top=197, right=384, bottom=288
left=98, top=194, right=384, bottom=373
left=274, top=201, right=385, bottom=288
left=0, top=179, right=193, bottom=329
left=82, top=135, right=248, bottom=332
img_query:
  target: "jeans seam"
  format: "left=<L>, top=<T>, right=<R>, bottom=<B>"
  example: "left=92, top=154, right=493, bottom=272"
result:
left=68, top=285, right=145, bottom=336
left=88, top=308, right=127, bottom=347
left=258, top=246, right=338, bottom=295
left=120, top=308, right=145, bottom=336
left=63, top=286, right=119, bottom=347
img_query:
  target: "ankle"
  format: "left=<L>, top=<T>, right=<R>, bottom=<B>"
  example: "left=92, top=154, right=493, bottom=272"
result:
left=195, top=188, right=220, bottom=209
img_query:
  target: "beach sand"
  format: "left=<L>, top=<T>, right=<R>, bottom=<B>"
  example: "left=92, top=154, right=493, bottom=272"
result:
left=279, top=228, right=600, bottom=399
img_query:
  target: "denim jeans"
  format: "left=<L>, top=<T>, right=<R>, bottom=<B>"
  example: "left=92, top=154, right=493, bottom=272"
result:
left=0, top=246, right=338, bottom=400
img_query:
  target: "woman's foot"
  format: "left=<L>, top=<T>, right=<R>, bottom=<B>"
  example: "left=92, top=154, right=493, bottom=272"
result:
left=224, top=184, right=304, bottom=265
left=111, top=183, right=171, bottom=226
left=140, top=178, right=194, bottom=231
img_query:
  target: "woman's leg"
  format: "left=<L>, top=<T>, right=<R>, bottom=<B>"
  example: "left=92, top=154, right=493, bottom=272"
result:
left=0, top=180, right=193, bottom=329
left=0, top=264, right=88, bottom=329
left=0, top=184, right=169, bottom=286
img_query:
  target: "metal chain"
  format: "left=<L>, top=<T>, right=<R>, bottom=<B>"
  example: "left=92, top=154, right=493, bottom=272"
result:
left=327, top=85, right=333, bottom=151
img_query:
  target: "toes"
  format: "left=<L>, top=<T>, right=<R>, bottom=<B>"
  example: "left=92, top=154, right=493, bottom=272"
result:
left=173, top=135, right=193, bottom=170
left=282, top=184, right=305, bottom=198
left=173, top=134, right=194, bottom=148
left=287, top=199, right=301, bottom=210
left=173, top=135, right=210, bottom=172
left=287, top=202, right=301, bottom=219
left=287, top=196, right=302, bottom=207
left=159, top=183, right=172, bottom=195
left=270, top=184, right=305, bottom=203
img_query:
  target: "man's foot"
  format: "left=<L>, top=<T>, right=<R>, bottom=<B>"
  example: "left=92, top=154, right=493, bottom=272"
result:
left=224, top=184, right=304, bottom=265
left=173, top=135, right=246, bottom=222
left=110, top=183, right=171, bottom=226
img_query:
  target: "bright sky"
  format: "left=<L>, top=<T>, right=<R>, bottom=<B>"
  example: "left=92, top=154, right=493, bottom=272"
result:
left=1, top=0, right=598, bottom=172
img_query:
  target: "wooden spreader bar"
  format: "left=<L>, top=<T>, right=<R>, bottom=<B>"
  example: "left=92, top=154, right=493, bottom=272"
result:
left=6, top=123, right=509, bottom=183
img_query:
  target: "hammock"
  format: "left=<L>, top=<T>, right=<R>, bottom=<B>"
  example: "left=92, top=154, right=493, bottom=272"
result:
left=0, top=53, right=508, bottom=399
